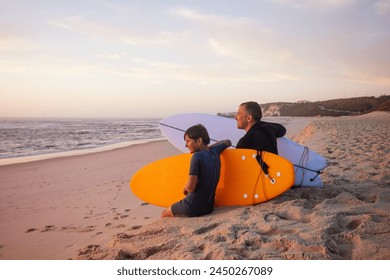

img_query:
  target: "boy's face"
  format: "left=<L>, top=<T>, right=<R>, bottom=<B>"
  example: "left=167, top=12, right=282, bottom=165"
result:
left=184, top=135, right=202, bottom=153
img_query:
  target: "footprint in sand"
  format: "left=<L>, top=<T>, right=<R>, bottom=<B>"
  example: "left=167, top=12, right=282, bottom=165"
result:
left=41, top=225, right=55, bottom=232
left=82, top=226, right=96, bottom=232
left=77, top=244, right=100, bottom=257
left=192, top=223, right=219, bottom=235
left=114, top=224, right=126, bottom=229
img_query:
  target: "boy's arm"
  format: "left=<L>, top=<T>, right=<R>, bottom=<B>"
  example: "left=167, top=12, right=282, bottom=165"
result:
left=183, top=175, right=198, bottom=195
left=208, top=139, right=232, bottom=149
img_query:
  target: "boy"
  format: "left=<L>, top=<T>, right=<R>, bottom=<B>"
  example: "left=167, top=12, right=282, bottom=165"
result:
left=161, top=124, right=231, bottom=217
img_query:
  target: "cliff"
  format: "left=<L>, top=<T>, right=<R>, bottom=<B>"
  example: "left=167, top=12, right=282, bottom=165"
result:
left=218, top=95, right=389, bottom=117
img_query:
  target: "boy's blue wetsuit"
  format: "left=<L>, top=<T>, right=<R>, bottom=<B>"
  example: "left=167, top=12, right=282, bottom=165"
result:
left=171, top=142, right=229, bottom=217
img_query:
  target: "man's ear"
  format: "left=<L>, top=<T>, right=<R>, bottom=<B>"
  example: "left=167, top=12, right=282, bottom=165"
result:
left=247, top=114, right=253, bottom=122
left=196, top=138, right=203, bottom=145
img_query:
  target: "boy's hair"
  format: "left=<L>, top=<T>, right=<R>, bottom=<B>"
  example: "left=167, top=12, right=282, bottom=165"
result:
left=241, top=101, right=262, bottom=121
left=184, top=124, right=210, bottom=145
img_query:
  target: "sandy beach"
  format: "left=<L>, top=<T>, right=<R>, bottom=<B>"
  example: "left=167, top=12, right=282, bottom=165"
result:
left=0, top=113, right=389, bottom=260
left=0, top=140, right=180, bottom=259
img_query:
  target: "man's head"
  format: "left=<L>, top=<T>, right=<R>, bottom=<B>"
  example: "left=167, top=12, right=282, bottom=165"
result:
left=235, top=101, right=262, bottom=131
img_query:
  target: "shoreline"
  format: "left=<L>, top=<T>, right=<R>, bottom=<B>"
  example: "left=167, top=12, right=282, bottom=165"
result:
left=0, top=138, right=166, bottom=166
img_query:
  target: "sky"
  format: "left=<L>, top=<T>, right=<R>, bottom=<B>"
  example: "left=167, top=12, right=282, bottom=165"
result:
left=1, top=0, right=389, bottom=118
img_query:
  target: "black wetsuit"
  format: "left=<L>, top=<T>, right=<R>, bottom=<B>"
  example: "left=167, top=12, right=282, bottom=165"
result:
left=236, top=121, right=286, bottom=154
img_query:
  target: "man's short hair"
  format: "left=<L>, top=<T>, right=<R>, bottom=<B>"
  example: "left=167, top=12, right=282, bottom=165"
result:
left=241, top=101, right=262, bottom=121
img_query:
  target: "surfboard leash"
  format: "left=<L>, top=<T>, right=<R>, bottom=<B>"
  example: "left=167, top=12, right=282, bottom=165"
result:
left=292, top=164, right=322, bottom=182
left=255, top=150, right=270, bottom=201
left=294, top=146, right=309, bottom=187
left=159, top=122, right=186, bottom=133
left=256, top=150, right=276, bottom=184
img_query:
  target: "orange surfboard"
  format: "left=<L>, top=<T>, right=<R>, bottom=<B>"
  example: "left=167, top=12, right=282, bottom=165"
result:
left=130, top=149, right=294, bottom=208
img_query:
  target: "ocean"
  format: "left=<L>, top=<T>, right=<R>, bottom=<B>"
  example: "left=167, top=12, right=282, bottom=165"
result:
left=0, top=118, right=164, bottom=163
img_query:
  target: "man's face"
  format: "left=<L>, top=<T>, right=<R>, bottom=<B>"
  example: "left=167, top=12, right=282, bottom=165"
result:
left=235, top=105, right=250, bottom=130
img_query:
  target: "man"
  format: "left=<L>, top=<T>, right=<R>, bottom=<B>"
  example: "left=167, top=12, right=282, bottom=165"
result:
left=235, top=101, right=286, bottom=154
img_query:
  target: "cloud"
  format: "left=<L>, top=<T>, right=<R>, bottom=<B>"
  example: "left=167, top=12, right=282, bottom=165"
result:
left=121, top=30, right=193, bottom=47
left=172, top=8, right=299, bottom=80
left=44, top=7, right=299, bottom=84
left=265, top=0, right=355, bottom=9
left=5, top=2, right=389, bottom=93
left=374, top=0, right=390, bottom=15
left=0, top=37, right=38, bottom=55
left=46, top=9, right=291, bottom=84
left=171, top=7, right=390, bottom=87
left=47, top=16, right=121, bottom=40
left=47, top=13, right=194, bottom=50
left=171, top=10, right=275, bottom=56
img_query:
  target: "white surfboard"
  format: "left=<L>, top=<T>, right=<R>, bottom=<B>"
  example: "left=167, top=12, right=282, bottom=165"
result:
left=159, top=113, right=329, bottom=188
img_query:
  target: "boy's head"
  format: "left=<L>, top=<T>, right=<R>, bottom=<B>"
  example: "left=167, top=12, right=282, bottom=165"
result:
left=184, top=124, right=210, bottom=145
left=184, top=124, right=210, bottom=153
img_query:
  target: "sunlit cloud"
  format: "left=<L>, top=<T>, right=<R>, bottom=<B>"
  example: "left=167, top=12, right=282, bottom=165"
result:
left=171, top=8, right=296, bottom=80
left=172, top=6, right=390, bottom=87
left=122, top=30, right=193, bottom=47
left=265, top=0, right=355, bottom=9
left=47, top=16, right=120, bottom=39
left=0, top=36, right=39, bottom=55
left=374, top=0, right=390, bottom=15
